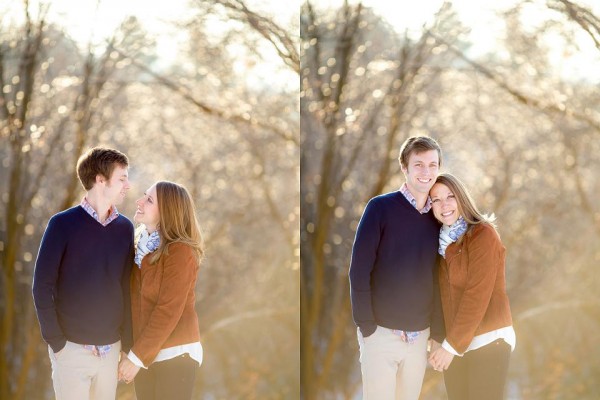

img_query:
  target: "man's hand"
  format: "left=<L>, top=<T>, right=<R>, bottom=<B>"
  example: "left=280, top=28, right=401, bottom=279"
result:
left=428, top=339, right=441, bottom=354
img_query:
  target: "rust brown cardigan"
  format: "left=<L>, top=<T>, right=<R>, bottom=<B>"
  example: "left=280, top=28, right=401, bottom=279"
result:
left=440, top=223, right=513, bottom=354
left=130, top=242, right=200, bottom=367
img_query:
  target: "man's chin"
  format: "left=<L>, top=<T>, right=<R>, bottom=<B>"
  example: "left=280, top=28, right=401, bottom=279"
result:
left=414, top=184, right=433, bottom=193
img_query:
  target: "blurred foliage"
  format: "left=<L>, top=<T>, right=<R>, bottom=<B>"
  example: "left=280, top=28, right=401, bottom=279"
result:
left=0, top=1, right=299, bottom=399
left=301, top=1, right=600, bottom=399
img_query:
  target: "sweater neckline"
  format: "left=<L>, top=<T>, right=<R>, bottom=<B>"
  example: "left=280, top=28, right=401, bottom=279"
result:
left=76, top=206, right=121, bottom=228
left=392, top=190, right=432, bottom=216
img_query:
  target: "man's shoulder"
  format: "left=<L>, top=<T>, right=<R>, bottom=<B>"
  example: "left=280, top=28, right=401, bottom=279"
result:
left=50, top=206, right=83, bottom=223
left=368, top=191, right=407, bottom=210
left=109, top=215, right=135, bottom=240
left=370, top=190, right=401, bottom=202
left=114, top=214, right=134, bottom=230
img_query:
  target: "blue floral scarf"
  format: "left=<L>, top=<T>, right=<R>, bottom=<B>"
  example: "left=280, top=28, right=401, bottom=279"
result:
left=438, top=217, right=468, bottom=258
left=135, top=228, right=161, bottom=267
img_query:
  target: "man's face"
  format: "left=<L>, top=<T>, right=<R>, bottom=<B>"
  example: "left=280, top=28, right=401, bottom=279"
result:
left=401, top=150, right=439, bottom=196
left=101, top=165, right=130, bottom=206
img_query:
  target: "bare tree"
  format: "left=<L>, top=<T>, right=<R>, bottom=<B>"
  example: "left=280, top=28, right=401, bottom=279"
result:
left=300, top=2, right=463, bottom=398
left=0, top=5, right=155, bottom=398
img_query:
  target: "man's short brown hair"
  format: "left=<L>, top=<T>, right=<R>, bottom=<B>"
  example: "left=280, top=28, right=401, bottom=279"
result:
left=76, top=147, right=129, bottom=191
left=398, top=136, right=442, bottom=170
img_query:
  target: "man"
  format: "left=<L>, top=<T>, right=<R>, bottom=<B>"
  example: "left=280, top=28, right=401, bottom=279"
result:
left=33, top=147, right=134, bottom=400
left=349, top=136, right=445, bottom=400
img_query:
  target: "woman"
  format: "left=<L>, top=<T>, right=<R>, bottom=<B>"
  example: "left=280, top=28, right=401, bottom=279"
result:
left=428, top=173, right=515, bottom=400
left=118, top=181, right=204, bottom=400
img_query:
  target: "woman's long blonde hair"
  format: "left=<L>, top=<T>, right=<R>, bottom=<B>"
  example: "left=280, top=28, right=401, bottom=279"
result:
left=138, top=181, right=204, bottom=265
left=434, top=173, right=497, bottom=237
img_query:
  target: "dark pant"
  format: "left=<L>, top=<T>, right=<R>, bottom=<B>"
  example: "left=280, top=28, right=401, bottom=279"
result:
left=134, top=353, right=197, bottom=400
left=443, top=339, right=511, bottom=400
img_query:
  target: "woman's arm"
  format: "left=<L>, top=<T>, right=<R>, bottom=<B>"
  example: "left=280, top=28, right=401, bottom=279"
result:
left=130, top=243, right=198, bottom=367
left=445, top=225, right=501, bottom=354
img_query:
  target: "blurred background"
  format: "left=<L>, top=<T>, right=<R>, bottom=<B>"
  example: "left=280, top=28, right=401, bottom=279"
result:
left=0, top=0, right=299, bottom=399
left=301, top=0, right=600, bottom=399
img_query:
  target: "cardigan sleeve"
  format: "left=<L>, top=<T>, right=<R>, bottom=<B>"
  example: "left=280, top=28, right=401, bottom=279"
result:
left=130, top=243, right=198, bottom=367
left=349, top=199, right=382, bottom=338
left=446, top=225, right=501, bottom=354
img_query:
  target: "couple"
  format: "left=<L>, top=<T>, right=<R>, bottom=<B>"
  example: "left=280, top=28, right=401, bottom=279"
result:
left=32, top=147, right=203, bottom=400
left=349, top=136, right=516, bottom=400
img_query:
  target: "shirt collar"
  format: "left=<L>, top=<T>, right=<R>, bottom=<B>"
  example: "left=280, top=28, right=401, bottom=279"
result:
left=399, top=183, right=432, bottom=214
left=80, top=197, right=119, bottom=226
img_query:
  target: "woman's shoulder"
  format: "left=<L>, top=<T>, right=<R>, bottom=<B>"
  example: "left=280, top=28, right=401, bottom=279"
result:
left=468, top=222, right=501, bottom=244
left=159, top=242, right=199, bottom=271
left=165, top=241, right=195, bottom=256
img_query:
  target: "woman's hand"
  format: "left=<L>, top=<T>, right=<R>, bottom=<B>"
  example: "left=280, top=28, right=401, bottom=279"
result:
left=428, top=346, right=455, bottom=371
left=118, top=356, right=141, bottom=384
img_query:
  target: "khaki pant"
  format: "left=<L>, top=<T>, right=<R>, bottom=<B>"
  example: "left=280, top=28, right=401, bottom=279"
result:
left=48, top=340, right=121, bottom=400
left=357, top=326, right=429, bottom=400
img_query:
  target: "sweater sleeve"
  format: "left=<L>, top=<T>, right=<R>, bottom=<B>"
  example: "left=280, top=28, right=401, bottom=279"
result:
left=430, top=255, right=446, bottom=342
left=131, top=243, right=197, bottom=367
left=446, top=226, right=500, bottom=353
left=349, top=199, right=382, bottom=338
left=120, top=235, right=135, bottom=352
left=32, top=216, right=67, bottom=353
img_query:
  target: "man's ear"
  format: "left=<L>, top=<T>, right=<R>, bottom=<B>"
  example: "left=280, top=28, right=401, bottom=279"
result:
left=400, top=163, right=408, bottom=176
left=95, top=174, right=106, bottom=185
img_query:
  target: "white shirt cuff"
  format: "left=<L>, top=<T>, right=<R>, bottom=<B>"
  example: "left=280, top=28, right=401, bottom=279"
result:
left=127, top=350, right=147, bottom=369
left=442, top=339, right=463, bottom=357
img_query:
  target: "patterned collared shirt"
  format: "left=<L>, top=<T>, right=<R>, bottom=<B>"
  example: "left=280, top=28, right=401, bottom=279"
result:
left=80, top=197, right=119, bottom=226
left=399, top=183, right=432, bottom=214
left=78, top=197, right=119, bottom=357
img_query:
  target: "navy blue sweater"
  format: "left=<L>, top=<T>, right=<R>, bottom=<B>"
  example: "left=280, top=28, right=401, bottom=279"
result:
left=32, top=206, right=134, bottom=353
left=349, top=191, right=444, bottom=340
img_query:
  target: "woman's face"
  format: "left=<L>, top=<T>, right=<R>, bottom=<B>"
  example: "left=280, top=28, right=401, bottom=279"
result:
left=134, top=184, right=160, bottom=232
left=430, top=182, right=461, bottom=226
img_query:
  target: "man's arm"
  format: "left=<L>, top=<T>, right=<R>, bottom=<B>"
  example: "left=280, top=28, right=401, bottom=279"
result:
left=430, top=255, right=446, bottom=342
left=120, top=236, right=134, bottom=353
left=32, top=216, right=67, bottom=353
left=348, top=199, right=381, bottom=338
